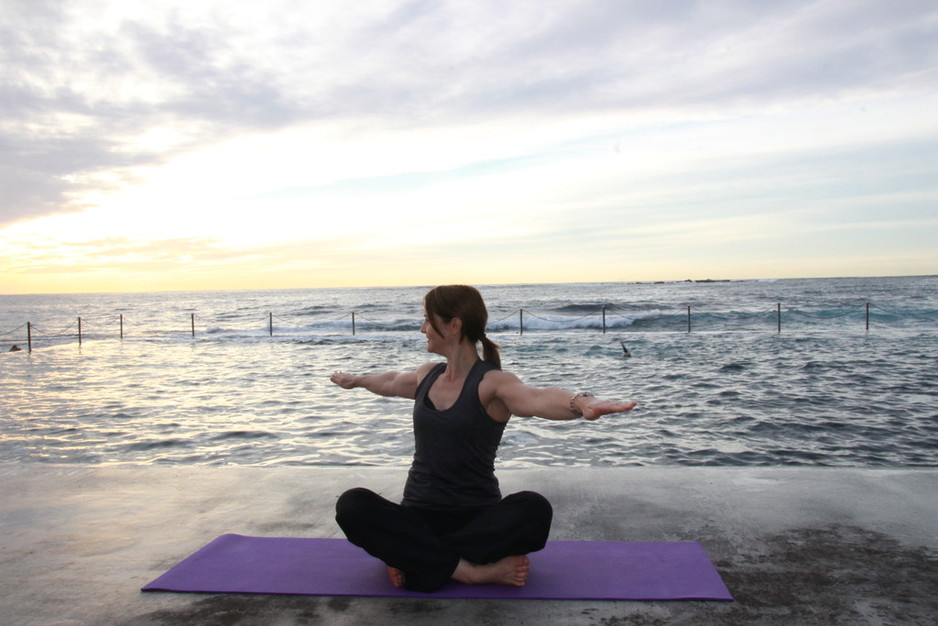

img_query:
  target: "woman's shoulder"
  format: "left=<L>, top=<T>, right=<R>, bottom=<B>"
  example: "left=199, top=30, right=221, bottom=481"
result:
left=414, top=361, right=445, bottom=386
left=478, top=366, right=522, bottom=389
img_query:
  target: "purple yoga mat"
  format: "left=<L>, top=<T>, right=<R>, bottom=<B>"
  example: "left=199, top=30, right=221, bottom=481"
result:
left=142, top=534, right=732, bottom=601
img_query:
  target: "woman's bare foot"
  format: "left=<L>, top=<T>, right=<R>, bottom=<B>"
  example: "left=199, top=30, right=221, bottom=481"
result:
left=452, top=555, right=530, bottom=587
left=387, top=566, right=405, bottom=588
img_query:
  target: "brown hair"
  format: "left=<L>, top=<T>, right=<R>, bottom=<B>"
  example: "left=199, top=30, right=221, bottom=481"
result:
left=423, top=285, right=501, bottom=369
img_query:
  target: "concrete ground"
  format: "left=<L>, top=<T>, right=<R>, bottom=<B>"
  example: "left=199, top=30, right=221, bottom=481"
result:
left=1, top=465, right=936, bottom=625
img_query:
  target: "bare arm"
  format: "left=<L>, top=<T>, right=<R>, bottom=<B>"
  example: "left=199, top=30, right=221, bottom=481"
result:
left=330, top=362, right=435, bottom=399
left=489, top=371, right=636, bottom=421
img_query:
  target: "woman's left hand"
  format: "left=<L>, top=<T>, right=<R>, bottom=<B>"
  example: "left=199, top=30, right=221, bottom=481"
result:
left=581, top=399, right=637, bottom=420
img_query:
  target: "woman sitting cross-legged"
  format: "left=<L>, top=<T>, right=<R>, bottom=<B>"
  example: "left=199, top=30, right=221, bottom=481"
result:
left=330, top=285, right=636, bottom=593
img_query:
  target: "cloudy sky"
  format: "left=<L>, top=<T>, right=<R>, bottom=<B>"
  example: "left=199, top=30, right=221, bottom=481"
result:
left=1, top=0, right=936, bottom=294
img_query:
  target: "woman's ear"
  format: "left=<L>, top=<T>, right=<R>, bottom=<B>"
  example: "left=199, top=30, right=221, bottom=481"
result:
left=448, top=316, right=463, bottom=337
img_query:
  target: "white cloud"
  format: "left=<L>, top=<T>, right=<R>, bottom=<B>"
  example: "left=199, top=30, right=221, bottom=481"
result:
left=1, top=0, right=937, bottom=292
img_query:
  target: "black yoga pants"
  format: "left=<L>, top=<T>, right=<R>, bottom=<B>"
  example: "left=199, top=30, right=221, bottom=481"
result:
left=335, top=487, right=553, bottom=593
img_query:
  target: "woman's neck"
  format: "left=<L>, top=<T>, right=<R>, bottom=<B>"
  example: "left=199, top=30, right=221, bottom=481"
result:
left=442, top=342, right=480, bottom=380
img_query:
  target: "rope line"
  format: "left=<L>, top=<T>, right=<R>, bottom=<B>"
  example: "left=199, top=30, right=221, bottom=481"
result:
left=491, top=311, right=518, bottom=324
left=521, top=309, right=596, bottom=324
left=352, top=313, right=394, bottom=328
left=1, top=323, right=29, bottom=336
left=788, top=304, right=865, bottom=319
left=869, top=303, right=938, bottom=319
left=32, top=319, right=78, bottom=337
left=353, top=313, right=419, bottom=329
left=6, top=301, right=935, bottom=350
left=274, top=311, right=351, bottom=325
left=721, top=308, right=777, bottom=318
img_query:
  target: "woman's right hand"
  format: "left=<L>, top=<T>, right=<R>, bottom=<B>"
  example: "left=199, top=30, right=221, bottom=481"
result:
left=330, top=371, right=359, bottom=389
left=329, top=365, right=426, bottom=399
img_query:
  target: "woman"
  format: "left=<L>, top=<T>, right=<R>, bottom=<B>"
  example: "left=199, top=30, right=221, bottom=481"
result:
left=330, top=285, right=636, bottom=593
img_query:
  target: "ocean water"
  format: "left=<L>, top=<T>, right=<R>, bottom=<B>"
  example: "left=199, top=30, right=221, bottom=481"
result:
left=1, top=276, right=936, bottom=468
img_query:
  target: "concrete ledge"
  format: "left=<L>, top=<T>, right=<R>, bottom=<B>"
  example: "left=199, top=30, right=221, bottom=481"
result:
left=2, top=465, right=936, bottom=625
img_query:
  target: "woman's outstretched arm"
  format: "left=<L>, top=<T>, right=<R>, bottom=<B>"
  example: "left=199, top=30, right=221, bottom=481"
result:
left=330, top=362, right=435, bottom=399
left=487, top=371, right=636, bottom=421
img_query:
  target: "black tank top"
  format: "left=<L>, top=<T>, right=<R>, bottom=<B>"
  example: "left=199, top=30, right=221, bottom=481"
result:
left=401, top=360, right=506, bottom=510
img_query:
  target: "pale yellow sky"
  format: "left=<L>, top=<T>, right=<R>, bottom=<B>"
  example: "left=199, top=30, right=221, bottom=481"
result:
left=2, top=1, right=937, bottom=294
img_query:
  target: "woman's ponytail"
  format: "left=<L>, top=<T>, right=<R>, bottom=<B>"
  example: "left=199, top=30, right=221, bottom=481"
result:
left=480, top=334, right=501, bottom=369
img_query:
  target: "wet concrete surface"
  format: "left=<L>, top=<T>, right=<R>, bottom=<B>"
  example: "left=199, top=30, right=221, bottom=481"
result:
left=1, top=465, right=936, bottom=625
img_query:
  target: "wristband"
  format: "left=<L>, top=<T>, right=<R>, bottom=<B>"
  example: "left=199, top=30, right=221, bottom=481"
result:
left=569, top=391, right=593, bottom=417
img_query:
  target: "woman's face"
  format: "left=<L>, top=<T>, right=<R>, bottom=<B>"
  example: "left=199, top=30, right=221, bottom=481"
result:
left=420, top=313, right=451, bottom=354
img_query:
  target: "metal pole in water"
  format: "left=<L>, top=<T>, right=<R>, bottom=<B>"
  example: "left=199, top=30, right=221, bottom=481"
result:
left=777, top=303, right=781, bottom=333
left=866, top=302, right=870, bottom=331
left=352, top=311, right=356, bottom=336
left=78, top=317, right=82, bottom=346
left=191, top=313, right=195, bottom=337
left=27, top=322, right=32, bottom=352
left=519, top=309, right=524, bottom=336
left=269, top=312, right=273, bottom=337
